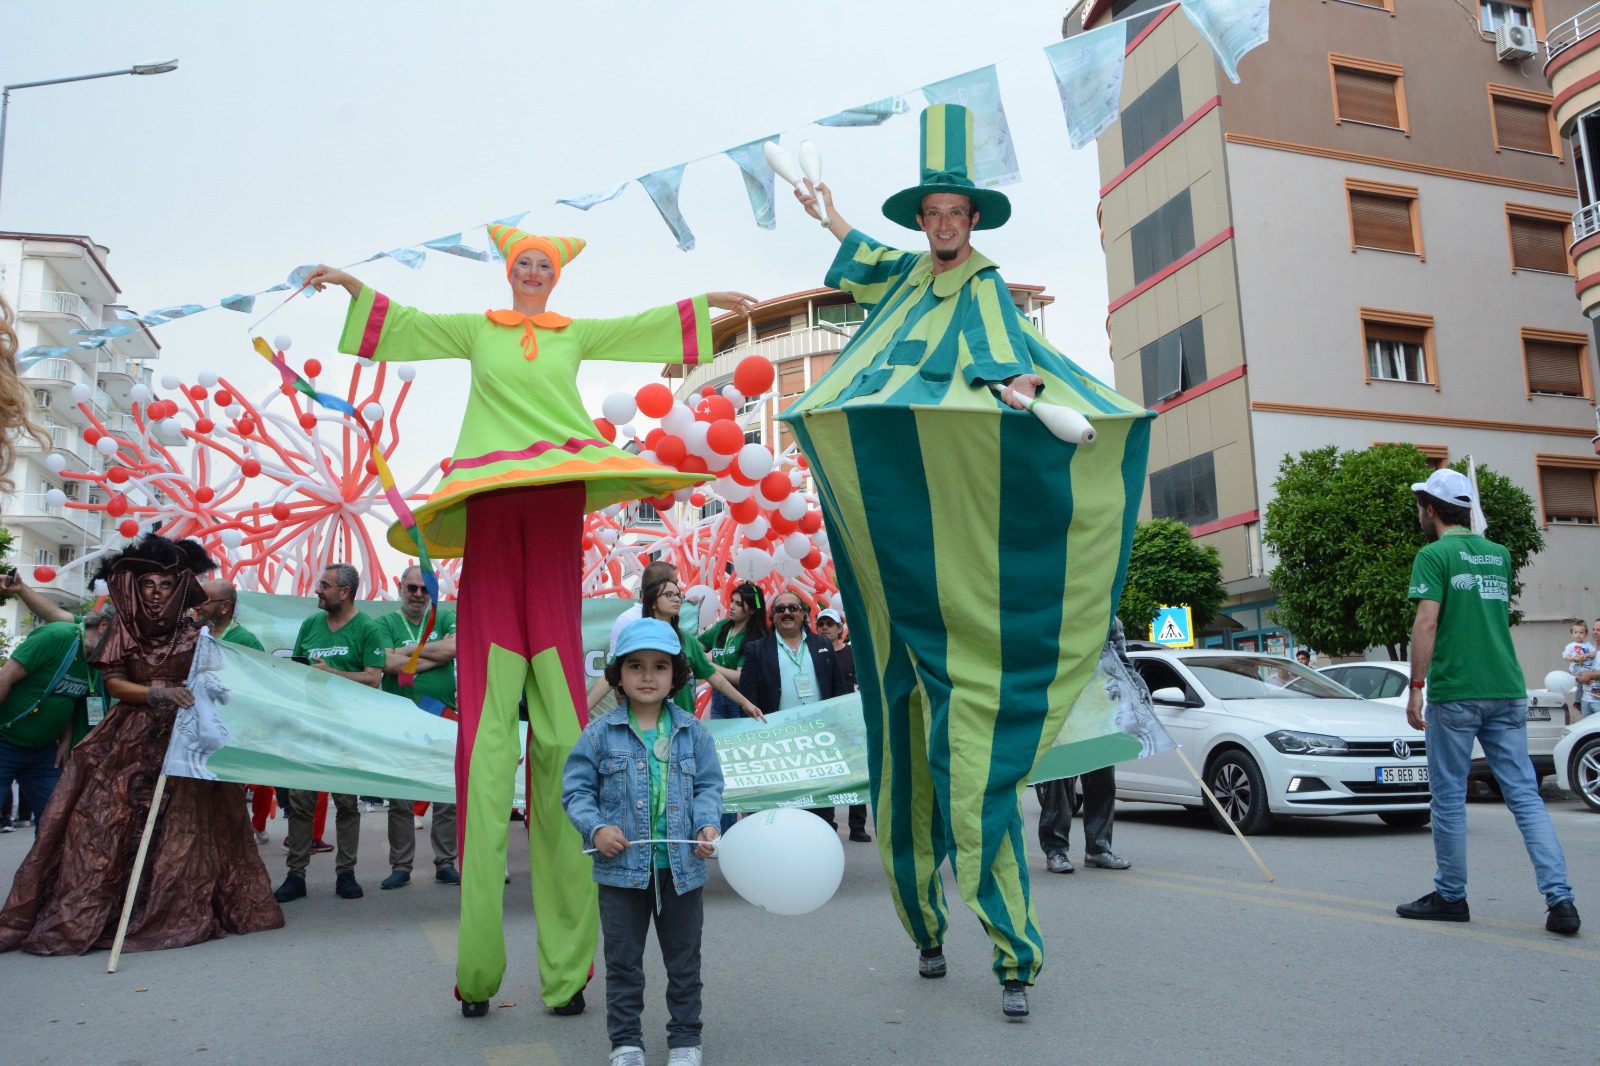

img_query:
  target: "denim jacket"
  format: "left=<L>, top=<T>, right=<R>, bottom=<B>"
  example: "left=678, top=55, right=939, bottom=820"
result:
left=561, top=701, right=725, bottom=893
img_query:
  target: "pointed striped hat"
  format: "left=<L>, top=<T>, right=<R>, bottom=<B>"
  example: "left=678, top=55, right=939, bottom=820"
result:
left=487, top=224, right=586, bottom=282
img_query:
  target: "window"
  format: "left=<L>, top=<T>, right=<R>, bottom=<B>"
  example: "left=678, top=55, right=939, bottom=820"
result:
left=1523, top=329, right=1590, bottom=397
left=1506, top=206, right=1572, bottom=274
left=816, top=303, right=864, bottom=328
left=1330, top=55, right=1406, bottom=132
left=1480, top=0, right=1533, bottom=32
left=1149, top=451, right=1218, bottom=526
left=1332, top=0, right=1393, bottom=10
left=778, top=362, right=805, bottom=411
left=1130, top=190, right=1195, bottom=285
left=1539, top=461, right=1599, bottom=525
left=1346, top=180, right=1421, bottom=256
left=1121, top=68, right=1183, bottom=163
left=1139, top=316, right=1206, bottom=405
left=1361, top=309, right=1436, bottom=386
left=716, top=330, right=745, bottom=355
left=743, top=428, right=762, bottom=446
left=1130, top=658, right=1195, bottom=700
left=1489, top=87, right=1555, bottom=156
left=757, top=318, right=793, bottom=340
left=34, top=549, right=55, bottom=567
left=1570, top=111, right=1600, bottom=208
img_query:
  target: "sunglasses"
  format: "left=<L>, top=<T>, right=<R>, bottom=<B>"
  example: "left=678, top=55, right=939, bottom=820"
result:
left=401, top=583, right=428, bottom=595
left=772, top=603, right=805, bottom=615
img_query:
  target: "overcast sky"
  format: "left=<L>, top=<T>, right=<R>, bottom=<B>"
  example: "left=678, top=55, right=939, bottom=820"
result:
left=1, top=0, right=1110, bottom=489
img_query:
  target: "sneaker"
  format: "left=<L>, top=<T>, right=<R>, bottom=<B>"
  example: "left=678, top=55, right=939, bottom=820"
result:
left=0, top=822, right=14, bottom=834
left=436, top=865, right=461, bottom=885
left=667, top=1048, right=703, bottom=1066
left=309, top=838, right=334, bottom=854
left=917, top=946, right=946, bottom=979
left=1396, top=891, right=1469, bottom=923
left=281, top=837, right=290, bottom=851
left=608, top=1048, right=646, bottom=1066
left=552, top=989, right=585, bottom=1016
left=253, top=830, right=269, bottom=845
left=1547, top=899, right=1581, bottom=935
left=335, top=871, right=364, bottom=899
left=415, top=815, right=425, bottom=831
left=380, top=869, right=411, bottom=890
left=1002, top=980, right=1030, bottom=1018
left=1084, top=851, right=1131, bottom=870
left=1046, top=852, right=1074, bottom=874
left=848, top=829, right=872, bottom=843
left=273, top=874, right=306, bottom=903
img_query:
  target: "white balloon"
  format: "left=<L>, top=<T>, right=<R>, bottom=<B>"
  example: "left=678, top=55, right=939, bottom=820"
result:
left=197, top=371, right=219, bottom=388
left=774, top=552, right=803, bottom=579
left=753, top=490, right=778, bottom=512
left=273, top=334, right=293, bottom=352
left=362, top=402, right=384, bottom=422
left=397, top=364, right=417, bottom=381
left=130, top=383, right=152, bottom=404
left=673, top=487, right=694, bottom=503
left=662, top=403, right=694, bottom=437
left=790, top=470, right=804, bottom=487
left=685, top=421, right=712, bottom=458
left=70, top=383, right=92, bottom=404
left=714, top=807, right=844, bottom=916
left=721, top=385, right=744, bottom=406
left=778, top=495, right=807, bottom=521
left=92, top=579, right=109, bottom=596
left=783, top=532, right=811, bottom=559
left=601, top=392, right=637, bottom=425
left=597, top=529, right=619, bottom=546
left=737, top=444, right=773, bottom=481
left=619, top=423, right=638, bottom=439
left=638, top=450, right=658, bottom=466
left=220, top=528, right=243, bottom=549
left=43, top=454, right=67, bottom=474
left=157, top=419, right=185, bottom=442
left=44, top=488, right=66, bottom=508
left=719, top=478, right=753, bottom=503
left=224, top=405, right=243, bottom=419
left=742, top=516, right=769, bottom=541
left=1544, top=670, right=1578, bottom=696
left=357, top=357, right=376, bottom=369
left=96, top=436, right=119, bottom=456
left=160, top=374, right=181, bottom=390
left=746, top=549, right=774, bottom=581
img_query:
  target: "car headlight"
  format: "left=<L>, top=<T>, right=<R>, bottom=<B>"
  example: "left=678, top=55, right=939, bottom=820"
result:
left=1266, top=730, right=1350, bottom=756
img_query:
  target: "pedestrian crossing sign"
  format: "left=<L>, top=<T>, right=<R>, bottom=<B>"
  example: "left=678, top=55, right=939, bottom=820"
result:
left=1150, top=605, right=1194, bottom=648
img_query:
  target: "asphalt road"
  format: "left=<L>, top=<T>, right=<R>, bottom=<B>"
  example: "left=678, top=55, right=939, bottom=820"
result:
left=1, top=789, right=1595, bottom=1066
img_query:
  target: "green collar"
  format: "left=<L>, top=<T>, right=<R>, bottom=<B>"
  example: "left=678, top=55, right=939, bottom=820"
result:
left=906, top=247, right=999, bottom=299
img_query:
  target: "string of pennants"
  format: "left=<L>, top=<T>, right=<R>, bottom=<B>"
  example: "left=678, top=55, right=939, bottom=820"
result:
left=17, top=0, right=1267, bottom=366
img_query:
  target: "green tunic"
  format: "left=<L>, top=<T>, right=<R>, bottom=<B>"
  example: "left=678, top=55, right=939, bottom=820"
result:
left=376, top=608, right=458, bottom=709
left=0, top=623, right=91, bottom=749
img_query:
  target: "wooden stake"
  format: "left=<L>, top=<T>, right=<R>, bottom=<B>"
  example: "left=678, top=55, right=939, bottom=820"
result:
left=1172, top=747, right=1275, bottom=883
left=107, top=772, right=167, bottom=974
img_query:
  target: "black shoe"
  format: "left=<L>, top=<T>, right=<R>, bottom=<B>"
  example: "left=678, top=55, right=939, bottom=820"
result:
left=918, top=946, right=946, bottom=979
left=273, top=874, right=306, bottom=903
left=848, top=829, right=872, bottom=843
left=380, top=869, right=411, bottom=890
left=551, top=989, right=585, bottom=1016
left=461, top=998, right=488, bottom=1018
left=436, top=865, right=461, bottom=885
left=1396, top=891, right=1468, bottom=922
left=1046, top=852, right=1074, bottom=874
left=335, top=871, right=364, bottom=899
left=1547, top=899, right=1581, bottom=935
left=1002, top=980, right=1030, bottom=1018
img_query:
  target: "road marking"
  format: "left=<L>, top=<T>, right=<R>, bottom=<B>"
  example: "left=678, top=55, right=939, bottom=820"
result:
left=1127, top=867, right=1599, bottom=962
left=421, top=919, right=456, bottom=965
left=484, top=1044, right=563, bottom=1065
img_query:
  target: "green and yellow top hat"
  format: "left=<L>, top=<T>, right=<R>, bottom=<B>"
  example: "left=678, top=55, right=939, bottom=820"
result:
left=486, top=223, right=586, bottom=283
left=881, top=103, right=1011, bottom=232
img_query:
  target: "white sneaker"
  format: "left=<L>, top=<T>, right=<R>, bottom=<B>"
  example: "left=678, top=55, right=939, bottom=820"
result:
left=415, top=815, right=425, bottom=831
left=608, top=1047, right=646, bottom=1066
left=667, top=1048, right=703, bottom=1066
left=253, top=830, right=269, bottom=845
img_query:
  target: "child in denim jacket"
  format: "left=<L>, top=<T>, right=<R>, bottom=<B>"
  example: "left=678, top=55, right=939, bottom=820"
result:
left=562, top=618, right=724, bottom=1066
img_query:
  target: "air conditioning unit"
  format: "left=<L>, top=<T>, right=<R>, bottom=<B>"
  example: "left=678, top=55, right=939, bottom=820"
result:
left=1496, top=23, right=1537, bottom=62
left=31, top=389, right=51, bottom=409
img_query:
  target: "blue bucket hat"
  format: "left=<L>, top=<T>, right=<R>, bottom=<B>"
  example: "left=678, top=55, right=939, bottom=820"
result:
left=611, top=617, right=682, bottom=663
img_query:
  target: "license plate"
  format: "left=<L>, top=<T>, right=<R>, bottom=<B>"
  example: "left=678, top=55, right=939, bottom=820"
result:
left=1377, top=765, right=1429, bottom=785
left=1526, top=704, right=1551, bottom=722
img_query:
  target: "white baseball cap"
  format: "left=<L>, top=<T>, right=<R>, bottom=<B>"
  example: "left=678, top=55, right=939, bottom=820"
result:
left=1411, top=468, right=1475, bottom=509
left=816, top=608, right=844, bottom=625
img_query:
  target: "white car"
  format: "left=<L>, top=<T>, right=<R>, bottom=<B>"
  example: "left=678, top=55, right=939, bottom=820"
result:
left=1316, top=660, right=1568, bottom=786
left=1121, top=648, right=1429, bottom=835
left=1553, top=713, right=1600, bottom=812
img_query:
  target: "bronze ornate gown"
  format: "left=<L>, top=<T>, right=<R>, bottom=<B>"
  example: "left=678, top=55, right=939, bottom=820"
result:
left=0, top=633, right=283, bottom=955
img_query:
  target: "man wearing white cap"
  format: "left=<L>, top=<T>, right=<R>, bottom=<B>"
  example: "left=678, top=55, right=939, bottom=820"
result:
left=1396, top=469, right=1579, bottom=935
left=814, top=607, right=869, bottom=843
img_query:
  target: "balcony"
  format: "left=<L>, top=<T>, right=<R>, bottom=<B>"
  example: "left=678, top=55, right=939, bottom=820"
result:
left=28, top=565, right=90, bottom=605
left=5, top=492, right=104, bottom=542
left=22, top=356, right=94, bottom=396
left=1577, top=202, right=1600, bottom=243
left=1549, top=3, right=1600, bottom=61
left=17, top=289, right=97, bottom=329
left=676, top=324, right=852, bottom=398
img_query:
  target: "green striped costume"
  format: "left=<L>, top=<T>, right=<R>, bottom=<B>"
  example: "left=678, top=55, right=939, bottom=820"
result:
left=781, top=229, right=1152, bottom=984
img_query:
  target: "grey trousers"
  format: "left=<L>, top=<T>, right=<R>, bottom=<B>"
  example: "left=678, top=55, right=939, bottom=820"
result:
left=599, top=874, right=704, bottom=1051
left=387, top=800, right=457, bottom=871
left=1035, top=765, right=1116, bottom=857
left=282, top=790, right=360, bottom=875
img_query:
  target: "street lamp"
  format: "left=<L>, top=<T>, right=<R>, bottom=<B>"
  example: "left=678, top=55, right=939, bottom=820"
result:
left=0, top=60, right=179, bottom=218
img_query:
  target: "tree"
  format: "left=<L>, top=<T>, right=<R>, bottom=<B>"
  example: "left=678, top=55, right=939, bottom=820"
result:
left=1117, top=518, right=1226, bottom=639
left=1262, top=444, right=1543, bottom=659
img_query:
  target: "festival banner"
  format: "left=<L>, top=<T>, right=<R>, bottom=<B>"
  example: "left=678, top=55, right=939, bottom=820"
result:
left=815, top=95, right=909, bottom=128
left=638, top=164, right=696, bottom=252
left=1180, top=0, right=1271, bottom=84
left=1044, top=21, right=1128, bottom=150
left=724, top=137, right=781, bottom=231
left=920, top=65, right=1021, bottom=188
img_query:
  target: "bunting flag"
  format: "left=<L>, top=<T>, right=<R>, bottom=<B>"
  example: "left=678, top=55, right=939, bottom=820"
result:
left=1180, top=0, right=1270, bottom=84
left=422, top=233, right=492, bottom=262
left=220, top=293, right=257, bottom=313
left=922, top=64, right=1021, bottom=188
left=1044, top=20, right=1128, bottom=149
left=816, top=96, right=909, bottom=127
left=638, top=163, right=696, bottom=252
left=556, top=182, right=630, bottom=211
left=724, top=136, right=780, bottom=230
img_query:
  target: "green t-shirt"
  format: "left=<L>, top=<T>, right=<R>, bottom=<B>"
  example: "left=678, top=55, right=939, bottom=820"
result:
left=218, top=621, right=266, bottom=652
left=1407, top=530, right=1525, bottom=701
left=1, top=622, right=92, bottom=749
left=292, top=611, right=386, bottom=677
left=669, top=638, right=718, bottom=718
left=699, top=618, right=752, bottom=669
left=375, top=608, right=458, bottom=709
left=632, top=709, right=671, bottom=869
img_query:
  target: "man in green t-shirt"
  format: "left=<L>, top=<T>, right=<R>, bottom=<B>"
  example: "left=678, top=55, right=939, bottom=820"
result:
left=375, top=565, right=460, bottom=889
left=274, top=564, right=386, bottom=905
left=1396, top=469, right=1578, bottom=935
left=194, top=580, right=266, bottom=651
left=0, top=607, right=112, bottom=834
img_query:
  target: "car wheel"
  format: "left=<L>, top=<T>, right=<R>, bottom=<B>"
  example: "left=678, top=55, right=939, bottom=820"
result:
left=1571, top=736, right=1600, bottom=814
left=1205, top=751, right=1274, bottom=835
left=1378, top=811, right=1431, bottom=829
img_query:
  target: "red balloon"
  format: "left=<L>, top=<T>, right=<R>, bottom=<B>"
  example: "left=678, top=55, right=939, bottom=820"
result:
left=83, top=427, right=102, bottom=445
left=704, top=395, right=735, bottom=422
left=214, top=390, right=233, bottom=407
left=649, top=495, right=676, bottom=512
left=365, top=459, right=379, bottom=476
left=733, top=356, right=775, bottom=397
left=759, top=471, right=792, bottom=502
left=770, top=512, right=797, bottom=536
left=195, top=418, right=215, bottom=434
left=188, top=385, right=207, bottom=401
left=655, top=434, right=687, bottom=466
left=299, top=413, right=317, bottom=430
left=705, top=419, right=743, bottom=455
left=694, top=400, right=714, bottom=422
left=236, top=416, right=255, bottom=434
left=730, top=466, right=757, bottom=486
left=107, top=493, right=129, bottom=517
left=440, top=458, right=453, bottom=472
left=195, top=486, right=215, bottom=504
left=271, top=502, right=291, bottom=521
left=106, top=466, right=130, bottom=484
left=680, top=455, right=709, bottom=475
left=644, top=428, right=665, bottom=451
left=32, top=566, right=56, bottom=583
left=700, top=385, right=716, bottom=397
left=796, top=454, right=809, bottom=469
left=304, top=359, right=323, bottom=378
left=582, top=533, right=595, bottom=551
left=799, top=510, right=823, bottom=534
left=241, top=459, right=262, bottom=478
left=594, top=417, right=617, bottom=443
left=118, top=519, right=140, bottom=538
left=801, top=548, right=822, bottom=570
left=689, top=492, right=706, bottom=508
left=636, top=382, right=674, bottom=419
left=728, top=498, right=759, bottom=524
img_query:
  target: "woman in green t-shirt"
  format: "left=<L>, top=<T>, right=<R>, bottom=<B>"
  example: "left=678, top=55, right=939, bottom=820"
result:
left=640, top=574, right=764, bottom=722
left=699, top=582, right=768, bottom=723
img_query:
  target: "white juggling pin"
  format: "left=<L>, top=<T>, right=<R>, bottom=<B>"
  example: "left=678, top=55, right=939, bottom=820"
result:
left=763, top=141, right=804, bottom=187
left=798, top=141, right=828, bottom=227
left=989, top=384, right=1098, bottom=445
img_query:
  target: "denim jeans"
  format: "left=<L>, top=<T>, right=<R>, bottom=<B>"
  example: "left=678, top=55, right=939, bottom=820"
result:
left=599, top=873, right=703, bottom=1051
left=1426, top=699, right=1573, bottom=906
left=0, top=737, right=62, bottom=835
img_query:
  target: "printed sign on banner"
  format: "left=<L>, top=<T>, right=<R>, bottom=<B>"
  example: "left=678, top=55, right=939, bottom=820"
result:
left=1150, top=604, right=1195, bottom=648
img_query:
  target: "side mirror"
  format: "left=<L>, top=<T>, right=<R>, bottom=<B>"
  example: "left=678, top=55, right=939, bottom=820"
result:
left=1151, top=686, right=1190, bottom=706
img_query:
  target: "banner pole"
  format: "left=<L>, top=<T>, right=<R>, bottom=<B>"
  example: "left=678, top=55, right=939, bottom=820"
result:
left=1173, top=747, right=1274, bottom=883
left=107, top=771, right=168, bottom=974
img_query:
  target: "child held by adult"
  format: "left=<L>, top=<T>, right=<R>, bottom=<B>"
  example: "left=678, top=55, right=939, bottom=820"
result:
left=562, top=619, right=723, bottom=1066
